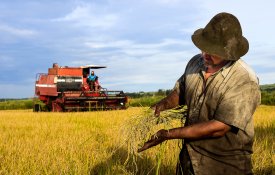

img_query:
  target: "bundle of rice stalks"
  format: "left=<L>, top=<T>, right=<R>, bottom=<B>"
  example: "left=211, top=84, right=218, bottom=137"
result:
left=118, top=106, right=187, bottom=174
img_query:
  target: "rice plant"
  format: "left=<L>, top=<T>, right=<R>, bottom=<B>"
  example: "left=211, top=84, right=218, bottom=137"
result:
left=119, top=106, right=187, bottom=174
left=0, top=106, right=273, bottom=174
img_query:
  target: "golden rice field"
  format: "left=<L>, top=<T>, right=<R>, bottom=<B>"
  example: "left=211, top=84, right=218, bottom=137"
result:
left=0, top=106, right=274, bottom=175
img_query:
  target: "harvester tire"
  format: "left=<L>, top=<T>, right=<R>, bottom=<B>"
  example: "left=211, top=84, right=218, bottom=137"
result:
left=33, top=104, right=41, bottom=112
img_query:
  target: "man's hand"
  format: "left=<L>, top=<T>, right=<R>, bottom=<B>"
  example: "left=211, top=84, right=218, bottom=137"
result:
left=150, top=90, right=180, bottom=117
left=150, top=105, right=161, bottom=117
left=138, top=129, right=168, bottom=153
left=138, top=120, right=232, bottom=153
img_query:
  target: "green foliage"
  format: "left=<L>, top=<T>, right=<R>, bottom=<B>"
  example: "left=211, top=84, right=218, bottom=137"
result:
left=1, top=85, right=275, bottom=110
left=260, top=83, right=275, bottom=105
left=128, top=95, right=164, bottom=107
left=0, top=99, right=34, bottom=110
left=261, top=91, right=275, bottom=105
left=126, top=91, right=154, bottom=98
left=260, top=83, right=275, bottom=92
left=126, top=89, right=172, bottom=107
left=126, top=89, right=172, bottom=98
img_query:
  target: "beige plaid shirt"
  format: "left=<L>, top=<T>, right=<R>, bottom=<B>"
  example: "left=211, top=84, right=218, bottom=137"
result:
left=174, top=54, right=261, bottom=175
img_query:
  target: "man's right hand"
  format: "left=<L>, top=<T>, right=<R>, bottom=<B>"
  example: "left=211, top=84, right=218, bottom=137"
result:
left=150, top=105, right=161, bottom=117
left=150, top=89, right=180, bottom=117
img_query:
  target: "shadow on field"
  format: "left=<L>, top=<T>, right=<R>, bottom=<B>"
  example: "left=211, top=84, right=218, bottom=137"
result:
left=90, top=147, right=175, bottom=175
left=254, top=167, right=275, bottom=175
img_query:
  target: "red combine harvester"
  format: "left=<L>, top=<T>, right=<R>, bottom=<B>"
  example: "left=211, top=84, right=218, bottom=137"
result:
left=34, top=63, right=128, bottom=112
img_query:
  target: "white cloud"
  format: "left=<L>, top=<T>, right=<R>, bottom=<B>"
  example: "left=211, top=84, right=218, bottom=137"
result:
left=85, top=38, right=191, bottom=54
left=245, top=57, right=275, bottom=69
left=69, top=37, right=194, bottom=92
left=85, top=40, right=133, bottom=49
left=52, top=5, right=118, bottom=29
left=243, top=43, right=275, bottom=69
left=0, top=24, right=37, bottom=37
left=257, top=72, right=275, bottom=85
left=89, top=49, right=191, bottom=91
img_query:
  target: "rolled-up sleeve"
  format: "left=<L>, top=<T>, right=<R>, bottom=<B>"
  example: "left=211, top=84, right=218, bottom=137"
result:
left=173, top=74, right=186, bottom=105
left=173, top=73, right=185, bottom=94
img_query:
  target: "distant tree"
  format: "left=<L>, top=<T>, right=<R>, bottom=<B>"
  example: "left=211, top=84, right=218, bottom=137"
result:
left=156, top=89, right=165, bottom=96
left=165, top=89, right=172, bottom=96
left=261, top=91, right=275, bottom=105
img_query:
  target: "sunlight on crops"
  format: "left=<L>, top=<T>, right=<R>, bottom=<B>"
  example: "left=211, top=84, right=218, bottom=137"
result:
left=0, top=106, right=274, bottom=174
left=252, top=106, right=275, bottom=175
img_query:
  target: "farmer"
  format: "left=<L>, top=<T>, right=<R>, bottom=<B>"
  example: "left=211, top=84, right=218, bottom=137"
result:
left=94, top=76, right=101, bottom=91
left=138, top=12, right=261, bottom=175
left=88, top=71, right=97, bottom=91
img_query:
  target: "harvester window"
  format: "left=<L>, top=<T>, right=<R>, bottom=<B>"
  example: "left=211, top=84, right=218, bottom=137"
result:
left=83, top=68, right=89, bottom=78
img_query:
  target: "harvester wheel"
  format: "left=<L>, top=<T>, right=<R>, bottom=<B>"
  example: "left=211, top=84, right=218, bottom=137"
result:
left=33, top=104, right=41, bottom=112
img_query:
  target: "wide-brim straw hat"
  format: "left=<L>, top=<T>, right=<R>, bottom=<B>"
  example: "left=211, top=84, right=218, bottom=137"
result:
left=192, top=12, right=249, bottom=61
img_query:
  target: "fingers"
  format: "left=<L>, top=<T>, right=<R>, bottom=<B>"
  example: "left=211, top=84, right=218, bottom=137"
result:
left=138, top=137, right=159, bottom=153
left=150, top=105, right=156, bottom=110
left=138, top=130, right=168, bottom=153
left=137, top=142, right=152, bottom=152
left=150, top=104, right=161, bottom=117
left=154, top=108, right=160, bottom=117
left=151, top=105, right=160, bottom=117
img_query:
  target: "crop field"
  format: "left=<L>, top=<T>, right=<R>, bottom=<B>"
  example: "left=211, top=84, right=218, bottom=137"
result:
left=0, top=106, right=274, bottom=175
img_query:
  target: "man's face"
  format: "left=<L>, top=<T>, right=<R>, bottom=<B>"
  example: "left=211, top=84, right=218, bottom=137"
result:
left=201, top=51, right=224, bottom=68
left=91, top=71, right=94, bottom=75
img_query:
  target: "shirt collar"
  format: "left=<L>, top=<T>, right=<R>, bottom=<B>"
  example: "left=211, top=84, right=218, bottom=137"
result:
left=198, top=55, right=235, bottom=78
left=220, top=61, right=235, bottom=78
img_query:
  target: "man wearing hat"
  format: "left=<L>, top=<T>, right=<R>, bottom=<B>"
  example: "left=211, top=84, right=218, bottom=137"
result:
left=138, top=12, right=261, bottom=175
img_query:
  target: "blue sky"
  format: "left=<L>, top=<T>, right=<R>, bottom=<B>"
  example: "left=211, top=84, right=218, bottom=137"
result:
left=0, top=0, right=274, bottom=98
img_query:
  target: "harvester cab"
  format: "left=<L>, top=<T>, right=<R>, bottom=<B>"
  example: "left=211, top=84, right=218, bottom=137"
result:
left=34, top=63, right=128, bottom=112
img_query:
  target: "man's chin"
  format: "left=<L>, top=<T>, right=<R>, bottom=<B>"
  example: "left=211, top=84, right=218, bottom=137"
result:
left=204, top=62, right=214, bottom=67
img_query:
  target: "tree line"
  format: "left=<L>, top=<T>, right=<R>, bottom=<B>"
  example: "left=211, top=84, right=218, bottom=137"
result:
left=127, top=86, right=275, bottom=107
left=260, top=83, right=275, bottom=105
left=0, top=85, right=275, bottom=110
